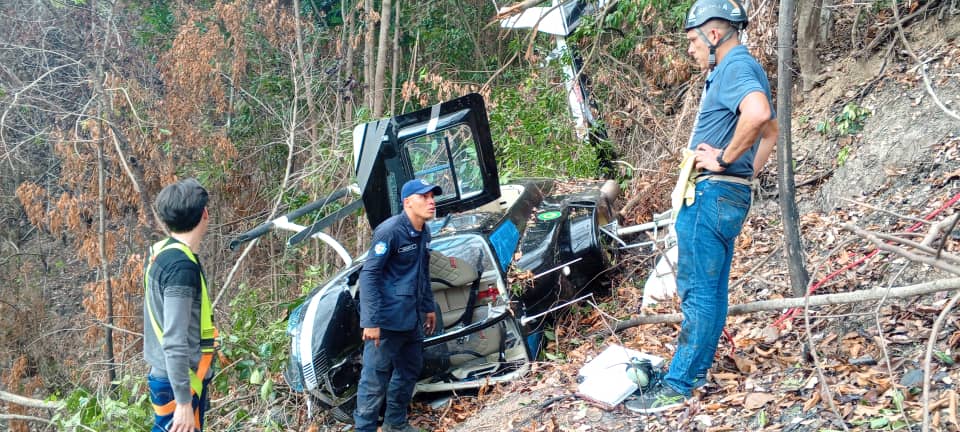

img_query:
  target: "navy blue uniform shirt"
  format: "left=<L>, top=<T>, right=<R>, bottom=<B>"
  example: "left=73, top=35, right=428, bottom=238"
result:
left=359, top=212, right=435, bottom=331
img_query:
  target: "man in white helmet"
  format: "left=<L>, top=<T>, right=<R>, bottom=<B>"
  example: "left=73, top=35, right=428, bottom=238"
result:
left=627, top=0, right=778, bottom=414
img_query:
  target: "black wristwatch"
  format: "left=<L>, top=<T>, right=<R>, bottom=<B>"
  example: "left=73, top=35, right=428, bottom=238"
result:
left=716, top=149, right=732, bottom=169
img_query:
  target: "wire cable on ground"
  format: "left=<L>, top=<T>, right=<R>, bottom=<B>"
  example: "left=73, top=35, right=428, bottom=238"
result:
left=773, top=190, right=960, bottom=328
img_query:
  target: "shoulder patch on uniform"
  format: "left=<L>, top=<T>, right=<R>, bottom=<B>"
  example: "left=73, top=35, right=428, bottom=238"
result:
left=373, top=241, right=388, bottom=256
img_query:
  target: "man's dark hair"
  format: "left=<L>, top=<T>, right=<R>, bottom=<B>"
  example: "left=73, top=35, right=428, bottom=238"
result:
left=155, top=178, right=208, bottom=233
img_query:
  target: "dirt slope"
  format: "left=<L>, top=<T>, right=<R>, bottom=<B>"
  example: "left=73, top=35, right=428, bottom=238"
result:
left=422, top=12, right=960, bottom=432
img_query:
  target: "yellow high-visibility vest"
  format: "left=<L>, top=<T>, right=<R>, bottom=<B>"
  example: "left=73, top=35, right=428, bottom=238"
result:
left=144, top=238, right=218, bottom=397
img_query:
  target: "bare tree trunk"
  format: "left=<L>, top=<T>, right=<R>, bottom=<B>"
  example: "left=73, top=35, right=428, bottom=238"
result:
left=294, top=0, right=319, bottom=148
left=452, top=3, right=484, bottom=70
left=797, top=0, right=823, bottom=92
left=776, top=0, right=810, bottom=297
left=95, top=124, right=116, bottom=388
left=373, top=0, right=392, bottom=117
left=390, top=0, right=401, bottom=115
left=341, top=0, right=358, bottom=125
left=106, top=125, right=163, bottom=233
left=363, top=0, right=374, bottom=109
left=90, top=0, right=117, bottom=388
left=819, top=0, right=833, bottom=42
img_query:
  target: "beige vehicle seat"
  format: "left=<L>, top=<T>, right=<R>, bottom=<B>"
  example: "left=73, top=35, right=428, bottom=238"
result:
left=429, top=250, right=478, bottom=329
left=427, top=250, right=505, bottom=370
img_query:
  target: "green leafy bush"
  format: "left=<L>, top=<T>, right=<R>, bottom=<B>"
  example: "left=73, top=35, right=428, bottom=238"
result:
left=489, top=75, right=600, bottom=179
left=133, top=0, right=177, bottom=51
left=817, top=102, right=871, bottom=137
left=216, top=285, right=292, bottom=404
left=52, top=375, right=153, bottom=431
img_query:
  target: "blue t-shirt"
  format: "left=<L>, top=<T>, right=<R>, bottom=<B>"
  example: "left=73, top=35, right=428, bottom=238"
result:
left=689, top=45, right=774, bottom=178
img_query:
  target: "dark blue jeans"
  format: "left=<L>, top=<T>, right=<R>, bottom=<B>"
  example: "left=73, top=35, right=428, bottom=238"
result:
left=663, top=179, right=751, bottom=396
left=147, top=374, right=209, bottom=432
left=353, top=328, right=423, bottom=432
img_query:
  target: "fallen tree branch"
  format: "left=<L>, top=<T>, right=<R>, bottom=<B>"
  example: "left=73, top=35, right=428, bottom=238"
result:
left=890, top=0, right=960, bottom=121
left=0, top=413, right=58, bottom=426
left=493, top=0, right=543, bottom=21
left=848, top=227, right=960, bottom=265
left=606, top=277, right=960, bottom=333
left=932, top=214, right=960, bottom=259
left=0, top=390, right=64, bottom=410
left=842, top=223, right=960, bottom=275
left=797, top=169, right=836, bottom=188
left=94, top=319, right=142, bottom=337
left=857, top=0, right=934, bottom=56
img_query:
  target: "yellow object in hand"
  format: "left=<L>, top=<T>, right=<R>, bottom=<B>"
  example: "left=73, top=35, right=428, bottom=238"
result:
left=670, top=148, right=698, bottom=219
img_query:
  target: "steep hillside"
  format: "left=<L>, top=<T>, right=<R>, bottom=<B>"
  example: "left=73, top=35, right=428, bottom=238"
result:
left=1, top=2, right=957, bottom=431
left=397, top=10, right=960, bottom=432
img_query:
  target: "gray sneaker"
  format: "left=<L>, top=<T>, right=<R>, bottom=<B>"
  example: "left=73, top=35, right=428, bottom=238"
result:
left=381, top=423, right=421, bottom=432
left=624, top=383, right=688, bottom=414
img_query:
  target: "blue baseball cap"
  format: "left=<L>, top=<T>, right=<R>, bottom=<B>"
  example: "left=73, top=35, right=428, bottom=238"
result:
left=401, top=178, right=442, bottom=200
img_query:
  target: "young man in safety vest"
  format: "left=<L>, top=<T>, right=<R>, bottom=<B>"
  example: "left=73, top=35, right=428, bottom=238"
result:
left=144, top=178, right=218, bottom=432
left=626, top=0, right=777, bottom=414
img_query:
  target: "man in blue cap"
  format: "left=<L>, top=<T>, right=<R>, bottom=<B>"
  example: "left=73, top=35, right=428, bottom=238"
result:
left=354, top=178, right=441, bottom=432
